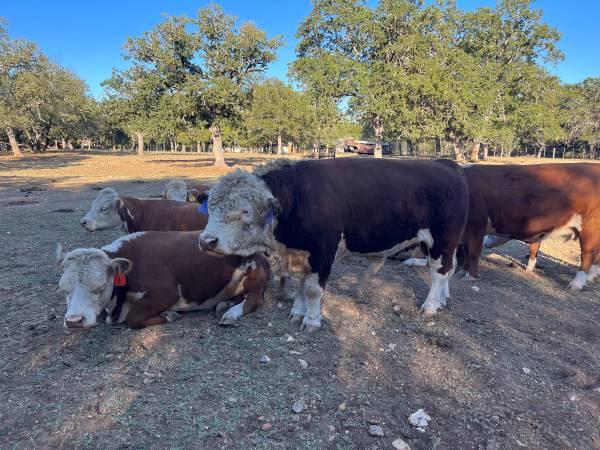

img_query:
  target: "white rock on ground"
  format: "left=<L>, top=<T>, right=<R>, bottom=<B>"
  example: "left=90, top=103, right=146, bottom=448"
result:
left=298, top=359, right=308, bottom=369
left=368, top=425, right=384, bottom=437
left=392, top=437, right=411, bottom=450
left=260, top=355, right=271, bottom=363
left=408, top=409, right=431, bottom=429
left=292, top=399, right=304, bottom=414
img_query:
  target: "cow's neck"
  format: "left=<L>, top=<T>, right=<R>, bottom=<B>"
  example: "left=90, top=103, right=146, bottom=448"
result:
left=118, top=198, right=139, bottom=233
left=260, top=172, right=297, bottom=248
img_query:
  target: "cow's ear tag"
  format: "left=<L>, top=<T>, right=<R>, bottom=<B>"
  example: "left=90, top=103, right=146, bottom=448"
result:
left=265, top=208, right=274, bottom=225
left=198, top=200, right=209, bottom=215
left=114, top=271, right=127, bottom=287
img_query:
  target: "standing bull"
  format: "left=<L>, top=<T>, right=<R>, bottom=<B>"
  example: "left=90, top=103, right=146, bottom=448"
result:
left=199, top=158, right=469, bottom=332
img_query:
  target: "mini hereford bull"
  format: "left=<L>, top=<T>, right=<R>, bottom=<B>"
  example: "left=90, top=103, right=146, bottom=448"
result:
left=199, top=158, right=469, bottom=331
left=161, top=180, right=211, bottom=203
left=81, top=188, right=208, bottom=232
left=57, top=231, right=270, bottom=329
left=461, top=163, right=600, bottom=290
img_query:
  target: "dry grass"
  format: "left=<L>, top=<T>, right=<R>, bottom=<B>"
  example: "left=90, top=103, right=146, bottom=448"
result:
left=0, top=151, right=598, bottom=449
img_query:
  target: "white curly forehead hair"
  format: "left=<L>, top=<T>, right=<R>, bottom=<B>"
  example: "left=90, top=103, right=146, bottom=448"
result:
left=207, top=169, right=274, bottom=213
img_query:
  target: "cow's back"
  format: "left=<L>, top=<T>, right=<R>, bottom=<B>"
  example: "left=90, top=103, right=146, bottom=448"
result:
left=125, top=198, right=208, bottom=231
left=464, top=163, right=600, bottom=238
left=105, top=231, right=242, bottom=300
left=263, top=158, right=469, bottom=254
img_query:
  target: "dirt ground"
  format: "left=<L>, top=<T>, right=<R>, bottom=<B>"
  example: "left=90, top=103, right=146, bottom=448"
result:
left=0, top=152, right=599, bottom=449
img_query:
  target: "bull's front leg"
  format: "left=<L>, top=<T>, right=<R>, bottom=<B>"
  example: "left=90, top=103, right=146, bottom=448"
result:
left=299, top=273, right=324, bottom=333
left=420, top=249, right=456, bottom=318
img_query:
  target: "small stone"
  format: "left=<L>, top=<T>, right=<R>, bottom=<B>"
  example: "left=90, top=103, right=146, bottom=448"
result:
left=522, top=367, right=531, bottom=374
left=368, top=425, right=384, bottom=437
left=386, top=343, right=397, bottom=352
left=298, top=359, right=308, bottom=369
left=290, top=350, right=301, bottom=355
left=104, top=353, right=115, bottom=362
left=292, top=399, right=305, bottom=414
left=268, top=321, right=273, bottom=327
left=392, top=437, right=411, bottom=450
left=277, top=302, right=283, bottom=309
left=87, top=415, right=94, bottom=419
left=286, top=334, right=295, bottom=342
left=143, top=378, right=151, bottom=385
left=260, top=355, right=271, bottom=363
left=338, top=402, right=346, bottom=411
left=471, top=286, right=480, bottom=292
left=408, top=409, right=431, bottom=428
left=261, top=422, right=272, bottom=431
left=393, top=305, right=402, bottom=314
left=367, top=418, right=380, bottom=424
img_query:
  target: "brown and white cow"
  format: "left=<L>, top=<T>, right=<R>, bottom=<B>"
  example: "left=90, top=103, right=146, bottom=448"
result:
left=81, top=188, right=207, bottom=232
left=199, top=158, right=469, bottom=331
left=57, top=231, right=270, bottom=329
left=461, top=163, right=600, bottom=290
left=160, top=180, right=211, bottom=203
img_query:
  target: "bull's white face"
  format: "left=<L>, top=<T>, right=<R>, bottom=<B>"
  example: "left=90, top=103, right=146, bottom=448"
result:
left=56, top=245, right=131, bottom=328
left=200, top=170, right=279, bottom=256
left=162, top=181, right=188, bottom=202
left=81, top=188, right=124, bottom=231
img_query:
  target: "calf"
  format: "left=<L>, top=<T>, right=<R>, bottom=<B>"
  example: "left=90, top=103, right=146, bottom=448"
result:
left=461, top=163, right=600, bottom=290
left=161, top=180, right=211, bottom=203
left=199, top=158, right=469, bottom=331
left=81, top=188, right=207, bottom=232
left=57, top=231, right=270, bottom=329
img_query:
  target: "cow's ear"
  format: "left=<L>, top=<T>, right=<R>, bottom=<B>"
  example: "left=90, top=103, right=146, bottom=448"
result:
left=195, top=191, right=209, bottom=204
left=56, top=243, right=67, bottom=266
left=113, top=197, right=124, bottom=211
left=110, top=257, right=133, bottom=274
left=187, top=189, right=199, bottom=203
left=267, top=197, right=282, bottom=217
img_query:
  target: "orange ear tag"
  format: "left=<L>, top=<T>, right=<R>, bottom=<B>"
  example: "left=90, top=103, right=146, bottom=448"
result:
left=114, top=272, right=127, bottom=287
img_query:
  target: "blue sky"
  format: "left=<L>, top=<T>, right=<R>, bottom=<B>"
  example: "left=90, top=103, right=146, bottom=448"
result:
left=2, top=1, right=598, bottom=98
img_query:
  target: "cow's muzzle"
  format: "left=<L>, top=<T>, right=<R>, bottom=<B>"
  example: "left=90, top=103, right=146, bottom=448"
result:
left=64, top=314, right=85, bottom=328
left=199, top=237, right=219, bottom=252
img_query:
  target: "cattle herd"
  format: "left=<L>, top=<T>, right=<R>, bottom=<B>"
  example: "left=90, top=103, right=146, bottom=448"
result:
left=57, top=159, right=600, bottom=336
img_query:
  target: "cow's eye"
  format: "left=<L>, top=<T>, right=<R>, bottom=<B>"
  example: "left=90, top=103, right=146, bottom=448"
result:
left=101, top=207, right=110, bottom=214
left=241, top=209, right=250, bottom=215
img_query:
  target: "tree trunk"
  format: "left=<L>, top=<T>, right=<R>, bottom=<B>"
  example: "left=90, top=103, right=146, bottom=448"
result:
left=470, top=142, right=480, bottom=162
left=210, top=123, right=226, bottom=167
left=6, top=128, right=22, bottom=157
left=182, top=143, right=186, bottom=152
left=112, top=133, right=116, bottom=151
left=435, top=137, right=442, bottom=157
left=372, top=116, right=383, bottom=159
left=552, top=147, right=556, bottom=159
left=134, top=132, right=144, bottom=155
left=277, top=134, right=282, bottom=155
left=67, top=140, right=74, bottom=150
left=482, top=143, right=488, bottom=160
left=536, top=144, right=544, bottom=158
left=61, top=138, right=66, bottom=150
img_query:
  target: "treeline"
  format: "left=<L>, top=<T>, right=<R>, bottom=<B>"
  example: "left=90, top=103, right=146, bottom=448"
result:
left=1, top=2, right=599, bottom=163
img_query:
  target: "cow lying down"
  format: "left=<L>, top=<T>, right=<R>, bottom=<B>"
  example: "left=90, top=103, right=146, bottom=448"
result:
left=57, top=231, right=270, bottom=329
left=161, top=180, right=211, bottom=203
left=81, top=188, right=208, bottom=232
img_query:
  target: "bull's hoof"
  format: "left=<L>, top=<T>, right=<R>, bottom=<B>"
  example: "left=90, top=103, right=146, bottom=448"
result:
left=162, top=310, right=181, bottom=323
left=568, top=281, right=584, bottom=291
left=289, top=314, right=303, bottom=325
left=219, top=316, right=236, bottom=326
left=419, top=305, right=438, bottom=318
left=299, top=322, right=321, bottom=333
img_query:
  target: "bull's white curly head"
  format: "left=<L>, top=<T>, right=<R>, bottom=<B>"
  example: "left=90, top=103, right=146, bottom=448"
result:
left=56, top=244, right=131, bottom=328
left=199, top=169, right=280, bottom=256
left=81, top=188, right=124, bottom=231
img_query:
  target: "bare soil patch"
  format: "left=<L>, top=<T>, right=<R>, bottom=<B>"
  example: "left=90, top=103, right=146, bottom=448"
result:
left=0, top=152, right=598, bottom=449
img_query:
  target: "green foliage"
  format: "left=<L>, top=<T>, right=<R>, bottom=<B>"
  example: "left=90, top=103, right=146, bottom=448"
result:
left=102, top=4, right=282, bottom=159
left=0, top=19, right=94, bottom=152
